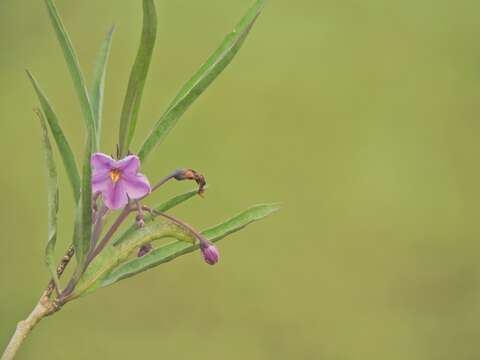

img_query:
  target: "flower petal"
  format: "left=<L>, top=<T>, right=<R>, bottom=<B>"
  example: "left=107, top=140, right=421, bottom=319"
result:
left=92, top=172, right=112, bottom=193
left=103, top=181, right=129, bottom=210
left=116, top=155, right=140, bottom=174
left=92, top=153, right=115, bottom=174
left=121, top=172, right=151, bottom=200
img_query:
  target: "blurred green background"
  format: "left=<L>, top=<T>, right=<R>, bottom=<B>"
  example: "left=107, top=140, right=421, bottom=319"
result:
left=2, top=0, right=480, bottom=359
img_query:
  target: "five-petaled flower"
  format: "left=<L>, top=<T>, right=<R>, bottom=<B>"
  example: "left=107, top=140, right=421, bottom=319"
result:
left=91, top=153, right=151, bottom=210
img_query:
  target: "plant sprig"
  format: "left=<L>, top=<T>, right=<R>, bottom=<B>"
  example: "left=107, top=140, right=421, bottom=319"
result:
left=1, top=1, right=273, bottom=359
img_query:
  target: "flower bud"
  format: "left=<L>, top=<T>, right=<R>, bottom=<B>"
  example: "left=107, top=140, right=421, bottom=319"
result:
left=201, top=243, right=219, bottom=265
left=137, top=243, right=153, bottom=257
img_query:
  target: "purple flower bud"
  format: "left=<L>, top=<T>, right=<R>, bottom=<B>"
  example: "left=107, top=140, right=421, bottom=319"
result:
left=201, top=243, right=219, bottom=265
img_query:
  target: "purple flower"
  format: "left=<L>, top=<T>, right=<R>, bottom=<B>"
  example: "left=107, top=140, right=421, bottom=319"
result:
left=201, top=243, right=220, bottom=265
left=91, top=153, right=151, bottom=210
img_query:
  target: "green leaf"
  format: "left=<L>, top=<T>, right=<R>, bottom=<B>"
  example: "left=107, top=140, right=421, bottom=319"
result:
left=44, top=0, right=97, bottom=149
left=73, top=134, right=93, bottom=276
left=36, top=110, right=61, bottom=292
left=100, top=203, right=279, bottom=288
left=70, top=219, right=194, bottom=298
left=152, top=187, right=202, bottom=212
left=202, top=203, right=279, bottom=240
left=27, top=70, right=80, bottom=203
left=90, top=26, right=115, bottom=149
left=118, top=0, right=157, bottom=157
left=113, top=187, right=202, bottom=246
left=138, top=0, right=265, bottom=162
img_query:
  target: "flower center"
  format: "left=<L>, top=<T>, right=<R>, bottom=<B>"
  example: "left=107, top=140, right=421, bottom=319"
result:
left=110, top=169, right=122, bottom=183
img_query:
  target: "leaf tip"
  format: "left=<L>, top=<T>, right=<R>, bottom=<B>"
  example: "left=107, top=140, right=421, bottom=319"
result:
left=25, top=68, right=33, bottom=79
left=257, top=202, right=281, bottom=213
left=105, top=24, right=116, bottom=41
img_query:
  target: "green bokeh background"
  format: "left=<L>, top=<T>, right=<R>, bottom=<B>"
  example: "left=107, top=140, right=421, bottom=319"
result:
left=1, top=0, right=480, bottom=359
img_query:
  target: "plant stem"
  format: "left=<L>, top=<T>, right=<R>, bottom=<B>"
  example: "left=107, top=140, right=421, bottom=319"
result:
left=1, top=294, right=54, bottom=360
left=86, top=204, right=132, bottom=265
left=143, top=206, right=208, bottom=244
left=151, top=170, right=181, bottom=192
left=91, top=205, right=108, bottom=248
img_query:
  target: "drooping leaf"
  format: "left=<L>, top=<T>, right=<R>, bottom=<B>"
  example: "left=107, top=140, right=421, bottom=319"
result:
left=44, top=0, right=97, bottom=149
left=100, top=204, right=279, bottom=289
left=69, top=219, right=194, bottom=299
left=73, top=134, right=93, bottom=276
left=90, top=26, right=115, bottom=149
left=36, top=110, right=61, bottom=292
left=138, top=0, right=266, bottom=162
left=113, top=187, right=202, bottom=246
left=118, top=0, right=157, bottom=157
left=27, top=70, right=80, bottom=202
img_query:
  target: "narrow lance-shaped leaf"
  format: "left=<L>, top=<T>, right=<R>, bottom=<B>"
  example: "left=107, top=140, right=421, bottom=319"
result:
left=69, top=219, right=193, bottom=298
left=90, top=26, right=115, bottom=150
left=44, top=0, right=97, bottom=149
left=73, top=134, right=93, bottom=275
left=27, top=70, right=80, bottom=203
left=113, top=187, right=203, bottom=246
left=138, top=0, right=266, bottom=162
left=118, top=0, right=157, bottom=157
left=36, top=109, right=61, bottom=292
left=100, top=203, right=279, bottom=288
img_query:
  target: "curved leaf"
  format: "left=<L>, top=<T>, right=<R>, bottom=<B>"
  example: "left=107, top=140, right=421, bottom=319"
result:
left=138, top=0, right=266, bottom=162
left=27, top=70, right=80, bottom=202
left=91, top=26, right=115, bottom=149
left=101, top=203, right=279, bottom=288
left=45, top=0, right=97, bottom=149
left=118, top=0, right=157, bottom=157
left=69, top=219, right=194, bottom=299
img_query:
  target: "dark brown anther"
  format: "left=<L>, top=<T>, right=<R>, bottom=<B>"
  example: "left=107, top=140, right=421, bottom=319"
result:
left=116, top=144, right=120, bottom=159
